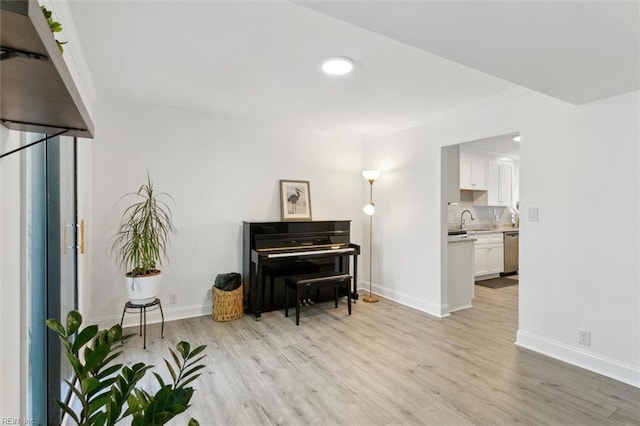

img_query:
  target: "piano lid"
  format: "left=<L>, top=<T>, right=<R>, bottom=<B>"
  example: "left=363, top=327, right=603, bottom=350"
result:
left=245, top=220, right=352, bottom=250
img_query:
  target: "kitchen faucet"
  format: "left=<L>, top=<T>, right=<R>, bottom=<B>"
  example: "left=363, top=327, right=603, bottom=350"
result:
left=460, top=209, right=474, bottom=229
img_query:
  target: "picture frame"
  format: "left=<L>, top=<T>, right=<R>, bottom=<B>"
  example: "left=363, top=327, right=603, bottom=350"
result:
left=280, top=180, right=312, bottom=221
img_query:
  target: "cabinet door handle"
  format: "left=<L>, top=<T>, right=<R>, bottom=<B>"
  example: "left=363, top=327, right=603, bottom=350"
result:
left=63, top=220, right=85, bottom=254
left=79, top=220, right=85, bottom=254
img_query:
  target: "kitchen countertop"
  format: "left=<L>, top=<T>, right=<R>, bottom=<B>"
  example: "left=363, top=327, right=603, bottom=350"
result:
left=448, top=235, right=477, bottom=243
left=449, top=226, right=519, bottom=234
left=447, top=226, right=518, bottom=243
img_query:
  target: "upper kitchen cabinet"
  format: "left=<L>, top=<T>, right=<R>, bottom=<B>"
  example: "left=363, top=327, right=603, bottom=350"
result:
left=1, top=0, right=94, bottom=138
left=459, top=153, right=488, bottom=190
left=458, top=147, right=518, bottom=207
left=488, top=162, right=513, bottom=206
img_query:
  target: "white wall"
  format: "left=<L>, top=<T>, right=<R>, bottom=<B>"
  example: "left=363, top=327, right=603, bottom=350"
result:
left=89, top=98, right=364, bottom=327
left=362, top=123, right=446, bottom=314
left=517, top=91, right=640, bottom=385
left=363, top=89, right=640, bottom=386
left=0, top=128, right=26, bottom=417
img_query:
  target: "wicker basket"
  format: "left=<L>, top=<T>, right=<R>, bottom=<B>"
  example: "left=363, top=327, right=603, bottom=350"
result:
left=212, top=284, right=243, bottom=322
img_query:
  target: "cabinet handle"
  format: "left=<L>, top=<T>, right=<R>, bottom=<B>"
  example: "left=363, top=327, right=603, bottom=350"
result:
left=79, top=220, right=85, bottom=254
left=63, top=220, right=85, bottom=254
left=64, top=221, right=68, bottom=255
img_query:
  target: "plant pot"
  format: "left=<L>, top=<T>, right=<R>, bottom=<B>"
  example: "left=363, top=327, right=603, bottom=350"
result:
left=125, top=270, right=161, bottom=305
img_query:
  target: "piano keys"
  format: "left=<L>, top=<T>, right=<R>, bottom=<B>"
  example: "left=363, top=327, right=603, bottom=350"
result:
left=243, top=220, right=360, bottom=320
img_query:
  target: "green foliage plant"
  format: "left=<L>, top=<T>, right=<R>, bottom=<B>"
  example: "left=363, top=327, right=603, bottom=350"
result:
left=46, top=310, right=205, bottom=425
left=112, top=173, right=176, bottom=277
left=41, top=5, right=67, bottom=54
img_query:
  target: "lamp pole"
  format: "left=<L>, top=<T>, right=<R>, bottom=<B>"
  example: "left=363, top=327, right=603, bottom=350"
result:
left=362, top=171, right=380, bottom=303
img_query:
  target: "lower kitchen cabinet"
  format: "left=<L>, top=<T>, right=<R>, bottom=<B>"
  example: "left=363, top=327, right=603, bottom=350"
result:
left=474, top=232, right=504, bottom=277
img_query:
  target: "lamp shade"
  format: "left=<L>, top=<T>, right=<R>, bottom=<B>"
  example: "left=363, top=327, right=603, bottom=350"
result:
left=363, top=204, right=375, bottom=215
left=362, top=170, right=381, bottom=181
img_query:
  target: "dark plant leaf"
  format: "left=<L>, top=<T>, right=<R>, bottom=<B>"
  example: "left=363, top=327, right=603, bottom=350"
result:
left=179, top=365, right=206, bottom=384
left=153, top=371, right=166, bottom=387
left=169, top=347, right=181, bottom=370
left=54, top=398, right=79, bottom=424
left=83, top=342, right=110, bottom=374
left=177, top=341, right=191, bottom=359
left=66, top=310, right=83, bottom=336
left=164, top=358, right=177, bottom=383
left=81, top=377, right=100, bottom=395
left=46, top=318, right=65, bottom=337
left=72, top=324, right=99, bottom=353
left=95, top=363, right=123, bottom=380
left=187, top=345, right=207, bottom=360
left=87, top=393, right=112, bottom=416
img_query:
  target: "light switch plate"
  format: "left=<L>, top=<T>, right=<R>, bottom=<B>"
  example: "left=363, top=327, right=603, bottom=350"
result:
left=528, top=207, right=539, bottom=221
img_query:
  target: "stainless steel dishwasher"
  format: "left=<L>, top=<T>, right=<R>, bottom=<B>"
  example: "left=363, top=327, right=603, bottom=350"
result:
left=502, top=231, right=519, bottom=275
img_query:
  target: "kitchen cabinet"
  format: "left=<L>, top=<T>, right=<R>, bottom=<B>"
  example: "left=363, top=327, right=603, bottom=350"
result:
left=473, top=232, right=504, bottom=277
left=460, top=157, right=488, bottom=190
left=456, top=148, right=518, bottom=207
left=488, top=163, right=513, bottom=206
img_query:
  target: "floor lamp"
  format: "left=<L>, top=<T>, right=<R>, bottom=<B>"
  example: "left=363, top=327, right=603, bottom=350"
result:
left=362, top=170, right=380, bottom=303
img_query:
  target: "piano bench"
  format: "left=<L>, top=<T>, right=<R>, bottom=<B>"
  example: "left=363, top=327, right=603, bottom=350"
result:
left=284, top=272, right=352, bottom=326
left=262, top=261, right=320, bottom=309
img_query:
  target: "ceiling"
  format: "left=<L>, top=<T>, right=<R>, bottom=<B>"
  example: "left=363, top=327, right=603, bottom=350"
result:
left=68, top=1, right=639, bottom=137
left=463, top=133, right=520, bottom=157
left=298, top=0, right=640, bottom=105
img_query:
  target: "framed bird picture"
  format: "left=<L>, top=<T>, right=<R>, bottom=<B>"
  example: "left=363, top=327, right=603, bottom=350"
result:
left=280, top=180, right=312, bottom=221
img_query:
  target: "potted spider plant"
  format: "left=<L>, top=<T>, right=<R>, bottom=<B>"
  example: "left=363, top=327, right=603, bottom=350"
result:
left=112, top=173, right=175, bottom=304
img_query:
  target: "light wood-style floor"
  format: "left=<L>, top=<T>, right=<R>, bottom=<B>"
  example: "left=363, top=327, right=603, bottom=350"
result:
left=121, top=285, right=640, bottom=425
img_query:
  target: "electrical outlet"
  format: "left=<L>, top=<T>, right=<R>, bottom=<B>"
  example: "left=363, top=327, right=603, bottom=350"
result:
left=578, top=329, right=591, bottom=346
left=169, top=294, right=177, bottom=305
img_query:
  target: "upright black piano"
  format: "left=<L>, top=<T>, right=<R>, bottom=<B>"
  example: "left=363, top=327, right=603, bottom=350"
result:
left=243, top=220, right=360, bottom=320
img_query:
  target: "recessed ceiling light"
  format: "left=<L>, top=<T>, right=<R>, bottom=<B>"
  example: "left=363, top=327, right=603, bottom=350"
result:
left=513, top=135, right=521, bottom=142
left=322, top=57, right=354, bottom=75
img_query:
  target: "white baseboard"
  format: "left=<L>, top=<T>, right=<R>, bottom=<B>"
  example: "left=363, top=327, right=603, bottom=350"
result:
left=363, top=280, right=448, bottom=318
left=438, top=304, right=451, bottom=317
left=92, top=303, right=211, bottom=330
left=448, top=303, right=473, bottom=313
left=516, top=330, right=640, bottom=388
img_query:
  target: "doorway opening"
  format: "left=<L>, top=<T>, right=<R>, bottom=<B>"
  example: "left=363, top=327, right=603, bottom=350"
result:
left=441, top=132, right=520, bottom=317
